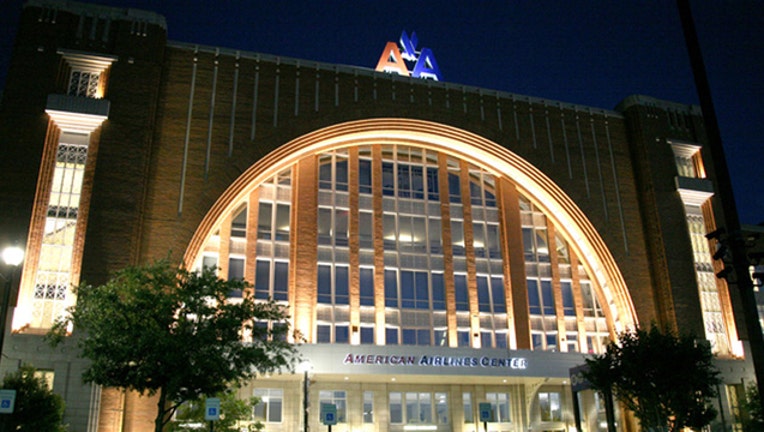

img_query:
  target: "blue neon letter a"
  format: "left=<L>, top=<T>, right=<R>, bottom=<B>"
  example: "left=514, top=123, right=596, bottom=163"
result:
left=411, top=47, right=442, bottom=81
left=399, top=31, right=418, bottom=61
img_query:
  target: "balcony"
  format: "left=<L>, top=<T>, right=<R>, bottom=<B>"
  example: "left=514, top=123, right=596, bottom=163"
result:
left=675, top=176, right=714, bottom=206
left=45, top=94, right=110, bottom=134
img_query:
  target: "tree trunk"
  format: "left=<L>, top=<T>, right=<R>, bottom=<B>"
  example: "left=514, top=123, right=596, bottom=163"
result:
left=155, top=388, right=167, bottom=432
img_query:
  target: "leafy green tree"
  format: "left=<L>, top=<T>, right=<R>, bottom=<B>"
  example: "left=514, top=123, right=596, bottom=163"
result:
left=583, top=325, right=720, bottom=432
left=742, top=385, right=764, bottom=431
left=0, top=365, right=66, bottom=431
left=167, top=389, right=262, bottom=432
left=48, top=260, right=298, bottom=432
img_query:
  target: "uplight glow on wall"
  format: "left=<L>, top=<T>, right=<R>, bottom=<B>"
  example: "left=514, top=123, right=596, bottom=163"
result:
left=375, top=31, right=442, bottom=81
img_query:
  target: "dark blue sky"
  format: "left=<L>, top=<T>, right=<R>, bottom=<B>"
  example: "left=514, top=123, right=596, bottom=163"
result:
left=1, top=0, right=762, bottom=224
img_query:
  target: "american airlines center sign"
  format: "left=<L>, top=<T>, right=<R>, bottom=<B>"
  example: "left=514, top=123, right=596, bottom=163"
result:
left=299, top=345, right=587, bottom=378
left=375, top=31, right=443, bottom=81
left=343, top=353, right=528, bottom=370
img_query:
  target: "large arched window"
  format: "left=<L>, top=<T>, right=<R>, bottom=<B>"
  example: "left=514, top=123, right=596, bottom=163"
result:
left=186, top=119, right=635, bottom=353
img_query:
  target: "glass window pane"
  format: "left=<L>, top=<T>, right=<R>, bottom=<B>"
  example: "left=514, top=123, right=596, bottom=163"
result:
left=415, top=271, right=429, bottom=309
left=448, top=172, right=461, bottom=203
left=419, top=392, right=432, bottom=423
left=317, top=325, right=331, bottom=343
left=228, top=258, right=244, bottom=281
left=382, top=162, right=395, bottom=196
left=581, top=281, right=595, bottom=316
left=522, top=227, right=535, bottom=261
left=463, top=393, right=473, bottom=423
left=562, top=281, right=575, bottom=316
left=477, top=276, right=490, bottom=312
left=432, top=273, right=445, bottom=310
left=458, top=330, right=470, bottom=347
left=384, top=214, right=397, bottom=250
left=270, top=397, right=282, bottom=422
left=386, top=327, right=399, bottom=345
left=336, top=158, right=348, bottom=191
left=532, top=333, right=543, bottom=350
left=363, top=391, right=374, bottom=423
left=255, top=260, right=270, bottom=300
left=436, top=393, right=448, bottom=424
left=546, top=333, right=557, bottom=350
left=361, top=327, right=374, bottom=344
left=398, top=215, right=413, bottom=250
left=498, top=395, right=510, bottom=422
left=390, top=393, right=403, bottom=423
left=231, top=209, right=247, bottom=237
left=335, top=325, right=349, bottom=343
left=470, top=180, right=482, bottom=205
left=318, top=207, right=332, bottom=245
left=275, top=204, right=290, bottom=241
left=318, top=265, right=331, bottom=304
left=536, top=228, right=549, bottom=262
left=496, top=332, right=508, bottom=349
left=485, top=188, right=496, bottom=207
left=473, top=222, right=486, bottom=257
left=487, top=224, right=501, bottom=258
left=406, top=392, right=418, bottom=423
left=402, top=328, right=416, bottom=345
left=359, top=211, right=373, bottom=248
left=360, top=268, right=374, bottom=306
left=455, top=274, right=468, bottom=311
left=428, top=218, right=442, bottom=254
left=411, top=165, right=424, bottom=199
left=257, top=202, right=272, bottom=239
left=451, top=220, right=465, bottom=256
left=335, top=266, right=349, bottom=304
left=541, top=280, right=555, bottom=315
left=556, top=232, right=570, bottom=264
left=412, top=217, right=426, bottom=252
left=481, top=331, right=493, bottom=348
left=398, top=164, right=411, bottom=198
left=434, top=329, right=447, bottom=346
left=427, top=167, right=439, bottom=201
left=319, top=156, right=332, bottom=188
left=359, top=159, right=372, bottom=194
left=385, top=270, right=398, bottom=307
left=400, top=271, right=414, bottom=308
left=491, top=277, right=506, bottom=312
left=417, top=329, right=431, bottom=346
left=253, top=401, right=266, bottom=420
left=273, top=262, right=288, bottom=301
left=202, top=256, right=218, bottom=271
left=335, top=209, right=348, bottom=246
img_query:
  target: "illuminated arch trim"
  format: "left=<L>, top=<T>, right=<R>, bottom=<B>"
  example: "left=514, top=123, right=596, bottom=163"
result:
left=183, top=118, right=638, bottom=331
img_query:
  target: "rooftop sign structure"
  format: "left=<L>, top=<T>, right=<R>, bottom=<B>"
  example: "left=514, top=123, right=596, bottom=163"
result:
left=375, top=31, right=442, bottom=81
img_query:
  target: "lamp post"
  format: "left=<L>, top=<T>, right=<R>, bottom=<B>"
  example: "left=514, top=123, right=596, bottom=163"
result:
left=297, top=360, right=313, bottom=432
left=0, top=247, right=24, bottom=360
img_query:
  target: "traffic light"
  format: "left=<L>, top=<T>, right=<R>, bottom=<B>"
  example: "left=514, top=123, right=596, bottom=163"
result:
left=707, top=227, right=734, bottom=281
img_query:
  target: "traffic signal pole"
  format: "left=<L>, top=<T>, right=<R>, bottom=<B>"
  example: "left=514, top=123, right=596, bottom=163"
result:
left=677, top=0, right=764, bottom=410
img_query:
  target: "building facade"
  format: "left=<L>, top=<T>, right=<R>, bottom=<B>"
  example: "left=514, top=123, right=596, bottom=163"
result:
left=0, top=1, right=756, bottom=431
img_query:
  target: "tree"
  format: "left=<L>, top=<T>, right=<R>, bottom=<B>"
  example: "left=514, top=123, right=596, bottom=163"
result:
left=583, top=325, right=720, bottom=432
left=0, top=365, right=66, bottom=431
left=48, top=260, right=298, bottom=432
left=742, top=385, right=764, bottom=431
left=166, top=389, right=262, bottom=432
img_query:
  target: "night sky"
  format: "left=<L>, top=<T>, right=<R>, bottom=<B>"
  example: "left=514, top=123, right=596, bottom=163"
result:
left=1, top=0, right=762, bottom=224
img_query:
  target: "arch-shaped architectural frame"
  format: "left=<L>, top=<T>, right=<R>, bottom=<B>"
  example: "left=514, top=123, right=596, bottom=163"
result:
left=183, top=118, right=638, bottom=333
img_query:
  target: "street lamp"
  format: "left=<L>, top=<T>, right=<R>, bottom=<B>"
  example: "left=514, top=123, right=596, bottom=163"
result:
left=296, top=360, right=313, bottom=432
left=0, top=246, right=24, bottom=359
